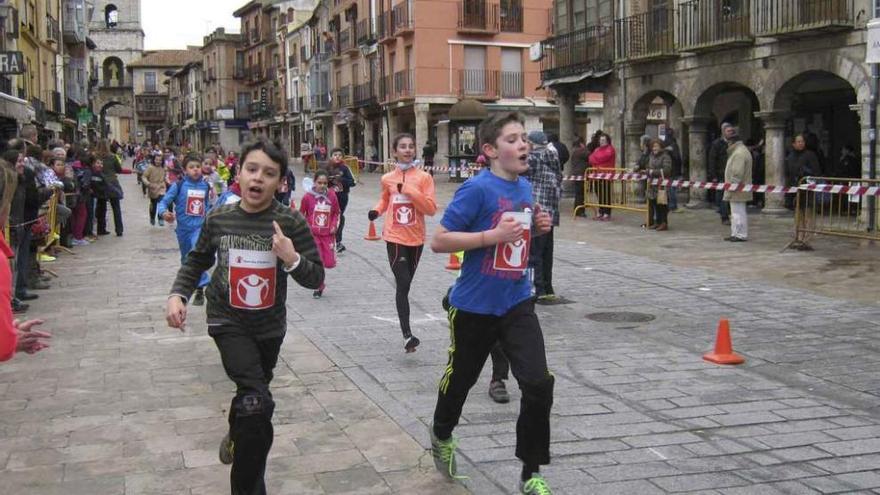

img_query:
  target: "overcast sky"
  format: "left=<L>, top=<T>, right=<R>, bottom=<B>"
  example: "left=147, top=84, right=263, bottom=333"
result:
left=143, top=0, right=243, bottom=50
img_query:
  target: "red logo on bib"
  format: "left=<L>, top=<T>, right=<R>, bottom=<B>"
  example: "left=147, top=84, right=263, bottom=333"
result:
left=228, top=249, right=277, bottom=310
left=186, top=189, right=207, bottom=217
left=392, top=194, right=414, bottom=227
left=313, top=202, right=332, bottom=235
left=493, top=212, right=531, bottom=272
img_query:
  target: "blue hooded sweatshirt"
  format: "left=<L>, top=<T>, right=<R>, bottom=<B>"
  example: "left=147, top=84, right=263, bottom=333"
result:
left=157, top=176, right=213, bottom=231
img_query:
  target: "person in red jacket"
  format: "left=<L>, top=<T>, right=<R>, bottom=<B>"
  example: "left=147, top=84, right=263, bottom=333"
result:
left=368, top=133, right=437, bottom=352
left=588, top=133, right=617, bottom=221
left=299, top=169, right=340, bottom=299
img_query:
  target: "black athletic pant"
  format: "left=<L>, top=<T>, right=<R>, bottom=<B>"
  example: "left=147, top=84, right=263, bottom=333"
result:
left=213, top=329, right=284, bottom=495
left=433, top=299, right=554, bottom=467
left=96, top=197, right=123, bottom=235
left=386, top=242, right=423, bottom=339
left=490, top=343, right=509, bottom=381
left=528, top=227, right=555, bottom=297
left=149, top=197, right=160, bottom=224
left=336, top=192, right=349, bottom=244
left=648, top=199, right=668, bottom=227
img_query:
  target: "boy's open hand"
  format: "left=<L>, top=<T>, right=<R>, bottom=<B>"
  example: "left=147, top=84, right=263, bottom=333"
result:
left=534, top=205, right=552, bottom=235
left=163, top=211, right=175, bottom=223
left=493, top=215, right=524, bottom=244
left=14, top=319, right=51, bottom=354
left=272, top=221, right=299, bottom=268
left=166, top=297, right=187, bottom=331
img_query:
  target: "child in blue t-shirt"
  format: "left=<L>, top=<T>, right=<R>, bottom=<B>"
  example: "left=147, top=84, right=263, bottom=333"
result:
left=428, top=112, right=555, bottom=495
left=158, top=152, right=212, bottom=306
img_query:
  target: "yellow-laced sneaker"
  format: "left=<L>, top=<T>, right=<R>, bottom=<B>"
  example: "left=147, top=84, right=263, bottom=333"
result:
left=520, top=473, right=552, bottom=495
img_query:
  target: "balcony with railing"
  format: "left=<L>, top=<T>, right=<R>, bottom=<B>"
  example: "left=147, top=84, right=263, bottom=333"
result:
left=540, top=25, right=613, bottom=80
left=500, top=71, right=523, bottom=98
left=353, top=81, right=376, bottom=107
left=392, top=1, right=414, bottom=35
left=310, top=92, right=331, bottom=111
left=458, top=69, right=499, bottom=100
left=615, top=9, right=678, bottom=62
left=393, top=69, right=414, bottom=99
left=136, top=95, right=168, bottom=120
left=357, top=19, right=374, bottom=45
left=63, top=1, right=85, bottom=43
left=458, top=1, right=499, bottom=34
left=334, top=85, right=352, bottom=108
left=753, top=0, right=853, bottom=38
left=43, top=90, right=62, bottom=113
left=378, top=11, right=392, bottom=42
left=337, top=26, right=355, bottom=57
left=500, top=4, right=523, bottom=32
left=250, top=28, right=261, bottom=45
left=46, top=15, right=60, bottom=43
left=679, top=0, right=753, bottom=52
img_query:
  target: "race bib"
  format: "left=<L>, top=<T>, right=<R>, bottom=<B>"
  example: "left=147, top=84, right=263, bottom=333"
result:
left=313, top=202, right=331, bottom=235
left=392, top=194, right=415, bottom=227
left=493, top=211, right=531, bottom=272
left=186, top=189, right=207, bottom=217
left=228, top=248, right=277, bottom=310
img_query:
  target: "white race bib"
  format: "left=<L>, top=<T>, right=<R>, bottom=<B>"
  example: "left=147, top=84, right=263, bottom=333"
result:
left=392, top=194, right=414, bottom=227
left=186, top=189, right=207, bottom=217
left=228, top=249, right=277, bottom=310
left=493, top=211, right=531, bottom=272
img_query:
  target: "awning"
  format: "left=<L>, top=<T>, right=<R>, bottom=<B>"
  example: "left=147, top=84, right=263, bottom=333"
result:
left=539, top=69, right=613, bottom=89
left=0, top=92, right=34, bottom=124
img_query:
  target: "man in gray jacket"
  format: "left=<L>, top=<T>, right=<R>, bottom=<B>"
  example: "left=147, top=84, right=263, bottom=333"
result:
left=723, top=128, right=753, bottom=242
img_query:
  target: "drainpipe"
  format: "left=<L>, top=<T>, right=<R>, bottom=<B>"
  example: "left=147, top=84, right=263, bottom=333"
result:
left=871, top=4, right=879, bottom=232
left=617, top=0, right=626, bottom=167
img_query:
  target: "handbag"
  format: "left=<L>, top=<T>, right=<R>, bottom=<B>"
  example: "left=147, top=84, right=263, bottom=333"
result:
left=30, top=216, right=50, bottom=239
left=656, top=170, right=668, bottom=205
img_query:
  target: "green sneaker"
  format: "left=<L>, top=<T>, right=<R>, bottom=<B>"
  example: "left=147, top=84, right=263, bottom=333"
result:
left=428, top=425, right=458, bottom=478
left=520, top=473, right=552, bottom=494
left=219, top=433, right=234, bottom=465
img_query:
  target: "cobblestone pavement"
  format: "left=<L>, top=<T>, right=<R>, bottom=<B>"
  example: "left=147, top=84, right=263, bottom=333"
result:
left=0, top=167, right=466, bottom=495
left=2, top=166, right=880, bottom=494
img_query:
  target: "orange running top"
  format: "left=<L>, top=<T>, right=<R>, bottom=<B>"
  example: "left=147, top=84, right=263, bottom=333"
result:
left=373, top=167, right=437, bottom=246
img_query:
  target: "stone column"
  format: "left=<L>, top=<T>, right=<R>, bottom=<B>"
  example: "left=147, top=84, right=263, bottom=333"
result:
left=682, top=116, right=710, bottom=207
left=624, top=121, right=645, bottom=169
left=348, top=122, right=356, bottom=155
left=558, top=91, right=578, bottom=151
left=436, top=119, right=449, bottom=168
left=414, top=103, right=430, bottom=162
left=755, top=111, right=789, bottom=213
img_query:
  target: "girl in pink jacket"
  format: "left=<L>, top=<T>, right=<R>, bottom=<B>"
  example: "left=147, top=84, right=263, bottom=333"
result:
left=299, top=169, right=340, bottom=299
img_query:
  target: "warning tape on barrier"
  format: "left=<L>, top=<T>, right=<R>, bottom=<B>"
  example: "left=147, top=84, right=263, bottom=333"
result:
left=350, top=160, right=880, bottom=197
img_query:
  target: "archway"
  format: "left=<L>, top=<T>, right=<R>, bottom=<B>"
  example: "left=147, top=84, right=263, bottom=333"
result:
left=627, top=89, right=685, bottom=169
left=773, top=70, right=860, bottom=177
left=102, top=57, right=124, bottom=87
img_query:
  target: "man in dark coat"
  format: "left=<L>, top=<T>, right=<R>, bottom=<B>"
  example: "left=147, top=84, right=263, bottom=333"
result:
left=708, top=123, right=735, bottom=224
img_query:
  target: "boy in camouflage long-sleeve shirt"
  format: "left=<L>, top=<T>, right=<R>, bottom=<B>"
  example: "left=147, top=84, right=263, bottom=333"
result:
left=166, top=139, right=324, bottom=495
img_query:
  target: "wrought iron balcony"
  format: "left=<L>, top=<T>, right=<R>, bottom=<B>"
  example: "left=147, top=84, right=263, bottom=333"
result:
left=337, top=26, right=356, bottom=56
left=458, top=1, right=499, bottom=34
left=540, top=25, right=613, bottom=80
left=679, top=0, right=753, bottom=52
left=46, top=15, right=60, bottom=43
left=392, top=1, right=414, bottom=35
left=377, top=11, right=392, bottom=42
left=334, top=85, right=352, bottom=109
left=310, top=92, right=331, bottom=111
left=458, top=69, right=499, bottom=100
left=500, top=4, right=523, bottom=32
left=353, top=81, right=376, bottom=107
left=615, top=9, right=678, bottom=62
left=753, top=0, right=853, bottom=38
left=357, top=19, right=374, bottom=45
left=500, top=71, right=523, bottom=98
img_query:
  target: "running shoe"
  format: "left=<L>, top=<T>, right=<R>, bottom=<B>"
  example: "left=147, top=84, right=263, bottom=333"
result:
left=71, top=239, right=89, bottom=246
left=429, top=425, right=458, bottom=478
left=218, top=433, right=234, bottom=465
left=488, top=380, right=510, bottom=404
left=313, top=289, right=323, bottom=299
left=37, top=253, right=56, bottom=263
left=192, top=288, right=205, bottom=306
left=335, top=242, right=346, bottom=253
left=404, top=335, right=420, bottom=353
left=520, top=473, right=552, bottom=495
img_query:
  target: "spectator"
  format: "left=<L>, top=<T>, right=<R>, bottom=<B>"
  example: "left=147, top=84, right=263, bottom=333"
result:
left=569, top=137, right=588, bottom=217
left=663, top=128, right=682, bottom=211
left=747, top=139, right=765, bottom=208
left=143, top=153, right=167, bottom=226
left=837, top=144, right=860, bottom=178
left=708, top=123, right=735, bottom=224
left=547, top=132, right=569, bottom=169
left=94, top=140, right=124, bottom=236
left=525, top=130, right=563, bottom=304
left=723, top=129, right=753, bottom=242
left=645, top=139, right=672, bottom=231
left=784, top=134, right=820, bottom=209
left=588, top=133, right=617, bottom=220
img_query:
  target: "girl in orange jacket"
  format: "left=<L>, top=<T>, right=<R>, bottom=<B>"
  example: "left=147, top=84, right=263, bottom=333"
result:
left=368, top=133, right=437, bottom=352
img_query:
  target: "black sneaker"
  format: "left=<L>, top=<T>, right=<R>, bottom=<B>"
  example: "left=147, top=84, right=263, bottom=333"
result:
left=335, top=243, right=346, bottom=253
left=488, top=380, right=510, bottom=403
left=192, top=289, right=205, bottom=306
left=218, top=433, right=234, bottom=465
left=404, top=335, right=420, bottom=353
left=313, top=289, right=323, bottom=299
left=11, top=299, right=28, bottom=313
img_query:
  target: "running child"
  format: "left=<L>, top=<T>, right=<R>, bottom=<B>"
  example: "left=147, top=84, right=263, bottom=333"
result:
left=158, top=153, right=212, bottom=306
left=368, top=133, right=436, bottom=352
left=299, top=169, right=339, bottom=298
left=326, top=148, right=355, bottom=252
left=428, top=112, right=554, bottom=494
left=143, top=153, right=167, bottom=226
left=165, top=138, right=324, bottom=495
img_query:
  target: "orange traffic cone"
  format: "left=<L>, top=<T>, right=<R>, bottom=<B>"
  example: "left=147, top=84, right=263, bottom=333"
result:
left=445, top=253, right=461, bottom=271
left=703, top=319, right=744, bottom=365
left=364, top=220, right=381, bottom=241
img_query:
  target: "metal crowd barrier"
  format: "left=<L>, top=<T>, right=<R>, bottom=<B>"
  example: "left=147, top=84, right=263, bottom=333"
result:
left=573, top=167, right=649, bottom=224
left=789, top=176, right=880, bottom=250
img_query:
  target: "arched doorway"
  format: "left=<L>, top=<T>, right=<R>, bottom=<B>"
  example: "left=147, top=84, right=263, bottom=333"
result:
left=627, top=90, right=685, bottom=170
left=100, top=100, right=135, bottom=142
left=773, top=71, right=860, bottom=178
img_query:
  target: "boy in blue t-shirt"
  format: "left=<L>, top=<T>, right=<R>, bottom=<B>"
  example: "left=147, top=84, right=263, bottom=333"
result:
left=429, top=112, right=554, bottom=495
